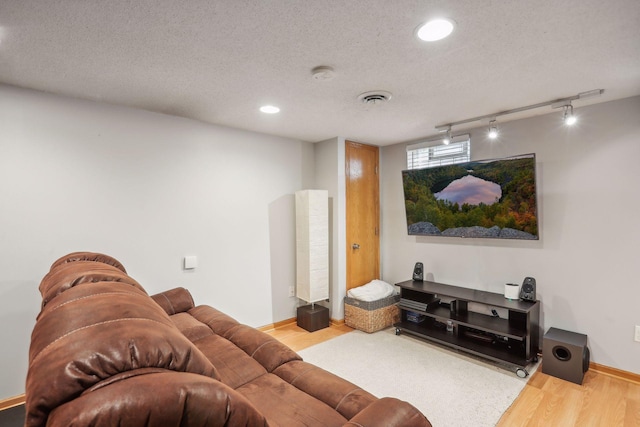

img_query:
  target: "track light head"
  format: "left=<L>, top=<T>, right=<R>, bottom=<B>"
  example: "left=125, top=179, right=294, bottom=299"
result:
left=443, top=126, right=452, bottom=145
left=565, top=115, right=577, bottom=126
left=488, top=119, right=498, bottom=139
left=564, top=104, right=577, bottom=126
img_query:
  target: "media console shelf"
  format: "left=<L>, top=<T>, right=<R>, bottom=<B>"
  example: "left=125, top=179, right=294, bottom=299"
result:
left=394, top=279, right=540, bottom=377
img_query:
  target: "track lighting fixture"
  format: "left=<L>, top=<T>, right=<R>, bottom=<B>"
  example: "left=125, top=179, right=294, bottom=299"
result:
left=434, top=89, right=603, bottom=136
left=488, top=119, right=498, bottom=139
left=563, top=103, right=577, bottom=126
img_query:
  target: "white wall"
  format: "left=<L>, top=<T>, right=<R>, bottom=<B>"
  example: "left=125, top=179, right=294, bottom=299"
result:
left=380, top=96, right=640, bottom=374
left=0, top=84, right=313, bottom=398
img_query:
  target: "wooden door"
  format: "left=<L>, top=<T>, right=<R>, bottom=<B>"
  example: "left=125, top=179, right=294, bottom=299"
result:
left=346, top=141, right=380, bottom=291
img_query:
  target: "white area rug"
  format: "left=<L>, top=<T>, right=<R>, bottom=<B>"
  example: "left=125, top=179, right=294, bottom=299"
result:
left=298, top=328, right=536, bottom=427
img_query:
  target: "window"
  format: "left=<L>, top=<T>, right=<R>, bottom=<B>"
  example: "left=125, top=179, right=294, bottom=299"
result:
left=406, top=135, right=470, bottom=169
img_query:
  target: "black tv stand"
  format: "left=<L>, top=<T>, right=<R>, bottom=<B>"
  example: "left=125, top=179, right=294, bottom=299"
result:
left=394, top=280, right=540, bottom=377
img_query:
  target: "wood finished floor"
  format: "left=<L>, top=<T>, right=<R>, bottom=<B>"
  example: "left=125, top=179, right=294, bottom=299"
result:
left=264, top=321, right=354, bottom=352
left=497, top=369, right=640, bottom=427
left=266, top=324, right=640, bottom=427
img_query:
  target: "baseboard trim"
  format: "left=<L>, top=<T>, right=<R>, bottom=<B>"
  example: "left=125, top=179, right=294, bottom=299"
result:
left=0, top=394, right=25, bottom=411
left=258, top=316, right=345, bottom=331
left=330, top=318, right=345, bottom=326
left=590, top=362, right=640, bottom=384
left=257, top=317, right=297, bottom=332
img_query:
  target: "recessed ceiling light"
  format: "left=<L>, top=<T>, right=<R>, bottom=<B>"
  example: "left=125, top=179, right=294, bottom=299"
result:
left=260, top=105, right=280, bottom=114
left=416, top=18, right=455, bottom=42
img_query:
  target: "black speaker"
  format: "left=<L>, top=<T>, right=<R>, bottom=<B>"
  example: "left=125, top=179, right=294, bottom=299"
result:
left=519, top=277, right=536, bottom=301
left=542, top=327, right=590, bottom=385
left=412, top=262, right=423, bottom=281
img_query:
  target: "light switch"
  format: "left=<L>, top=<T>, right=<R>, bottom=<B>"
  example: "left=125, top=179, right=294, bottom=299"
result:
left=184, top=256, right=198, bottom=270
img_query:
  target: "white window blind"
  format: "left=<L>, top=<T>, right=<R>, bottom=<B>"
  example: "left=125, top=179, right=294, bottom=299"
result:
left=406, top=135, right=470, bottom=169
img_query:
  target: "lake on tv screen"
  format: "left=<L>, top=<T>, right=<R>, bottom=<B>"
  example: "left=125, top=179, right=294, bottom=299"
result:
left=434, top=175, right=502, bottom=206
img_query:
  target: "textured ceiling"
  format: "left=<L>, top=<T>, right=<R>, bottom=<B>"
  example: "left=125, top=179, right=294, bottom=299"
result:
left=1, top=1, right=639, bottom=145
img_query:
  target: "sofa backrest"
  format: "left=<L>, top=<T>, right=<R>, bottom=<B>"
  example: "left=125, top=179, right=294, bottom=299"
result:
left=38, top=260, right=144, bottom=311
left=48, top=251, right=128, bottom=273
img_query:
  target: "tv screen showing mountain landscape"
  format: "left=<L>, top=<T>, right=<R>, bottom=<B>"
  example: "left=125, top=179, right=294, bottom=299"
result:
left=402, top=153, right=538, bottom=240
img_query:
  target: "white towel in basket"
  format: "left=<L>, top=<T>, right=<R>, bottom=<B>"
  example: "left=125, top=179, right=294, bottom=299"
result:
left=347, top=280, right=396, bottom=302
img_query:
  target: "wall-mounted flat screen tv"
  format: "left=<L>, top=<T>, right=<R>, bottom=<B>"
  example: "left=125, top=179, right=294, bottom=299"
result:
left=402, top=153, right=538, bottom=240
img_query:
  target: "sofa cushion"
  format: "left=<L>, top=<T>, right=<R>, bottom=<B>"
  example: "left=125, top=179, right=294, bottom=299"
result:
left=169, top=312, right=214, bottom=342
left=224, top=324, right=302, bottom=372
left=189, top=305, right=302, bottom=373
left=273, top=360, right=377, bottom=420
left=189, top=305, right=242, bottom=335
left=193, top=334, right=267, bottom=389
left=236, top=373, right=349, bottom=427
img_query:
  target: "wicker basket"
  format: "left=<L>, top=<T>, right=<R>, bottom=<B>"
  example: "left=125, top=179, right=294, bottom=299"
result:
left=344, top=294, right=400, bottom=333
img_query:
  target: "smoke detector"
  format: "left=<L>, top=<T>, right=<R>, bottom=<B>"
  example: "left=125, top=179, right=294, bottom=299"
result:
left=311, top=66, right=335, bottom=81
left=358, top=90, right=392, bottom=105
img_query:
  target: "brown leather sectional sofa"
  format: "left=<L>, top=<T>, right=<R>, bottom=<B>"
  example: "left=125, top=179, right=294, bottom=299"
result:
left=26, top=252, right=431, bottom=426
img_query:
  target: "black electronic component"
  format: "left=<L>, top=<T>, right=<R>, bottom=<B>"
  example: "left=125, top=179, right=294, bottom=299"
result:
left=412, top=262, right=424, bottom=281
left=519, top=277, right=536, bottom=302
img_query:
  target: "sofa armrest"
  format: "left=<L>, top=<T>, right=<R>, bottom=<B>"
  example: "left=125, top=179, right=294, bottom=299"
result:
left=150, top=287, right=195, bottom=315
left=343, top=397, right=431, bottom=427
left=39, top=372, right=268, bottom=427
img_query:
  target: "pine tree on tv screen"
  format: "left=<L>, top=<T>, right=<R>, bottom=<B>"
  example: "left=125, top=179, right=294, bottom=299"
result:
left=402, top=154, right=538, bottom=240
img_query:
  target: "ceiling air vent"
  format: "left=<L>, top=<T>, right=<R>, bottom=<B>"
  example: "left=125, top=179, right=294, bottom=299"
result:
left=358, top=90, right=392, bottom=105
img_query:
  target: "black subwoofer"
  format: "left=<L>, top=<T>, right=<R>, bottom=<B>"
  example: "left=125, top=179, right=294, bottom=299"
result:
left=542, top=327, right=590, bottom=385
